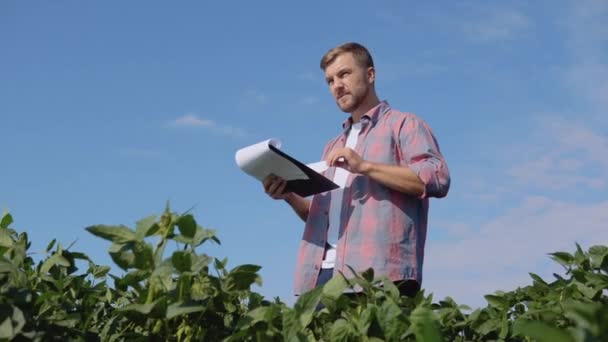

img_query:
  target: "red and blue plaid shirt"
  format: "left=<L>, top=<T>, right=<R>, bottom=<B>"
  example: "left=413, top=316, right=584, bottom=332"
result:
left=294, top=101, right=450, bottom=295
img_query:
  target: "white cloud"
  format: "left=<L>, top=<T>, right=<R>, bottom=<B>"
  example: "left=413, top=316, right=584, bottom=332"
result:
left=169, top=113, right=247, bottom=138
left=427, top=114, right=607, bottom=307
left=172, top=113, right=214, bottom=127
left=463, top=8, right=529, bottom=42
left=500, top=116, right=608, bottom=192
left=426, top=196, right=608, bottom=307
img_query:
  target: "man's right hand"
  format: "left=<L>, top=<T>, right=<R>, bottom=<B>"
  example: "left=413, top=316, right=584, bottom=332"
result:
left=263, top=174, right=289, bottom=200
left=263, top=174, right=310, bottom=221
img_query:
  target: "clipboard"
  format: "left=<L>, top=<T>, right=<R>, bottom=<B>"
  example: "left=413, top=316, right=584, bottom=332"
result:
left=235, top=139, right=339, bottom=197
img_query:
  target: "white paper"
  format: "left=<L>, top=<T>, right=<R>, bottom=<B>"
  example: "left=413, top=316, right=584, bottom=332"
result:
left=306, top=161, right=329, bottom=174
left=235, top=139, right=309, bottom=181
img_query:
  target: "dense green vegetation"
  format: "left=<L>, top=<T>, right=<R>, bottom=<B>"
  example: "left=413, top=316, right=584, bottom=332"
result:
left=0, top=205, right=606, bottom=341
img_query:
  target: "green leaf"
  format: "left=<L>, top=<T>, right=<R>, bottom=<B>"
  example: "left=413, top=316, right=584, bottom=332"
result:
left=499, top=314, right=509, bottom=340
left=246, top=307, right=269, bottom=324
left=119, top=302, right=157, bottom=315
left=92, top=265, right=111, bottom=278
left=46, top=239, right=57, bottom=253
left=382, top=277, right=400, bottom=299
left=322, top=273, right=347, bottom=301
left=575, top=282, right=599, bottom=299
left=282, top=310, right=308, bottom=342
left=176, top=214, right=197, bottom=239
left=132, top=241, right=154, bottom=270
left=550, top=251, right=574, bottom=267
left=0, top=213, right=13, bottom=229
left=361, top=267, right=374, bottom=283
left=70, top=251, right=91, bottom=261
left=377, top=298, right=408, bottom=340
left=151, top=265, right=174, bottom=291
left=215, top=257, right=228, bottom=272
left=0, top=317, right=14, bottom=339
left=116, top=270, right=151, bottom=289
left=39, top=252, right=71, bottom=274
left=513, top=320, right=574, bottom=342
left=529, top=272, right=548, bottom=285
left=171, top=251, right=193, bottom=273
left=135, top=215, right=158, bottom=240
left=226, top=264, right=262, bottom=291
left=585, top=272, right=608, bottom=290
left=11, top=306, right=25, bottom=337
left=166, top=301, right=205, bottom=319
left=410, top=305, right=442, bottom=342
left=293, top=286, right=323, bottom=327
left=86, top=225, right=136, bottom=243
left=0, top=231, right=13, bottom=248
left=191, top=254, right=212, bottom=273
left=109, top=243, right=136, bottom=271
left=99, top=315, right=118, bottom=340
left=476, top=317, right=500, bottom=336
left=329, top=319, right=352, bottom=341
left=484, top=294, right=508, bottom=309
left=589, top=245, right=608, bottom=269
left=193, top=227, right=220, bottom=246
left=563, top=300, right=607, bottom=334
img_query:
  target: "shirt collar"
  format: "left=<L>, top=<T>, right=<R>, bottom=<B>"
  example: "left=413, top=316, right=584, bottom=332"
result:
left=341, top=100, right=391, bottom=130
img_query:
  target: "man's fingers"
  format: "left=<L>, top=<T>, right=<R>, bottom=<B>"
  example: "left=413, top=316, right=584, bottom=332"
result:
left=267, top=178, right=286, bottom=198
left=328, top=151, right=344, bottom=166
left=263, top=174, right=281, bottom=193
left=275, top=179, right=287, bottom=198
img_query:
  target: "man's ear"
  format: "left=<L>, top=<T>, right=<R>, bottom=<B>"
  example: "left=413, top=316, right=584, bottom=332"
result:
left=367, top=67, right=376, bottom=84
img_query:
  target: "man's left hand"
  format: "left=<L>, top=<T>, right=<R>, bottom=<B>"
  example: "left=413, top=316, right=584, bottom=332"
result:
left=327, top=147, right=371, bottom=174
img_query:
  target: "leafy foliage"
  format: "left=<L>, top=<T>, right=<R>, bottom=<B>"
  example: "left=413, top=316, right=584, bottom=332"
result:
left=0, top=206, right=606, bottom=341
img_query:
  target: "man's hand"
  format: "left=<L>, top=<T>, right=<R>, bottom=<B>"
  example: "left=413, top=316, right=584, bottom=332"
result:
left=263, top=174, right=310, bottom=221
left=263, top=174, right=289, bottom=199
left=327, top=147, right=371, bottom=174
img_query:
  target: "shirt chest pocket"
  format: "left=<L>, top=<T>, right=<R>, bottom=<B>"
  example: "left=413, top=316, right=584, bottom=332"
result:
left=360, top=131, right=397, bottom=165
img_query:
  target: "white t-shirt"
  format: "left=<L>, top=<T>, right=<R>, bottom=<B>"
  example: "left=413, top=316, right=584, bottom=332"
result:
left=321, top=122, right=362, bottom=269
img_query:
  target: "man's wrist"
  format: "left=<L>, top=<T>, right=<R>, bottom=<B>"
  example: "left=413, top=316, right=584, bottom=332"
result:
left=283, top=192, right=295, bottom=204
left=360, top=161, right=374, bottom=175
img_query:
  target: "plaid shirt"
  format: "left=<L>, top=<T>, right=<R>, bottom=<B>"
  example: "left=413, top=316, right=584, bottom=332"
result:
left=294, top=101, right=450, bottom=295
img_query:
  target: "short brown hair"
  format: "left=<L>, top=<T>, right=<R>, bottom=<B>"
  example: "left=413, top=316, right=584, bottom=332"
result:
left=320, top=42, right=374, bottom=71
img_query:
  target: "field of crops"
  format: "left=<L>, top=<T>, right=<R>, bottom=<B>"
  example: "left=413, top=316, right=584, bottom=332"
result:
left=1, top=205, right=606, bottom=341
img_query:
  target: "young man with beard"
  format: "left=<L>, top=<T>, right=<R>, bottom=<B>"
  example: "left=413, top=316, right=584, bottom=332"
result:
left=263, top=42, right=450, bottom=297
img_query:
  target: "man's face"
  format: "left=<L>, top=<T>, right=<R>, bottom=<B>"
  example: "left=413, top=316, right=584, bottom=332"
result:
left=324, top=52, right=374, bottom=114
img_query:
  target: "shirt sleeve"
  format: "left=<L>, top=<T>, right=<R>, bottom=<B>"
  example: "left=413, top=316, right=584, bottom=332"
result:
left=398, top=115, right=451, bottom=199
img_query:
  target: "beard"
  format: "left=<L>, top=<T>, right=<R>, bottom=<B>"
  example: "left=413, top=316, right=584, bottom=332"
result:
left=336, top=90, right=366, bottom=113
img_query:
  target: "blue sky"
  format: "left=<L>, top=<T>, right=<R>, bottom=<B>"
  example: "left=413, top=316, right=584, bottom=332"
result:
left=2, top=0, right=607, bottom=307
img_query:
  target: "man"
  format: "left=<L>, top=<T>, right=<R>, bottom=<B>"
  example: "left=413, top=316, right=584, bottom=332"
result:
left=263, top=42, right=450, bottom=297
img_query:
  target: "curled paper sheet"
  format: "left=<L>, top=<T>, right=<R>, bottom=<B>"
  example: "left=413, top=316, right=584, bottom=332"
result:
left=235, top=139, right=309, bottom=181
left=306, top=160, right=329, bottom=174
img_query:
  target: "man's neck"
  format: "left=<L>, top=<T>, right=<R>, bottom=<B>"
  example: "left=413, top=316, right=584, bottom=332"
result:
left=351, top=95, right=381, bottom=123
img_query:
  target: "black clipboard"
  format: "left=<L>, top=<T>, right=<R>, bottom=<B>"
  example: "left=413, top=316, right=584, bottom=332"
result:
left=268, top=145, right=339, bottom=197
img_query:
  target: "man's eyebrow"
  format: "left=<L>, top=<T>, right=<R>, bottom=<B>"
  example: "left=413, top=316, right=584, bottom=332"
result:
left=325, top=66, right=350, bottom=81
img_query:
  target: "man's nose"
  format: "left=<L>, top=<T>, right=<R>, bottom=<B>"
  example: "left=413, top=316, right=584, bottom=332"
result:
left=331, top=79, right=344, bottom=92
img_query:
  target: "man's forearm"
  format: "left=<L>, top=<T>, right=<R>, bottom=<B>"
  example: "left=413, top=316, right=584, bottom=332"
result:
left=361, top=162, right=425, bottom=197
left=284, top=193, right=310, bottom=222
